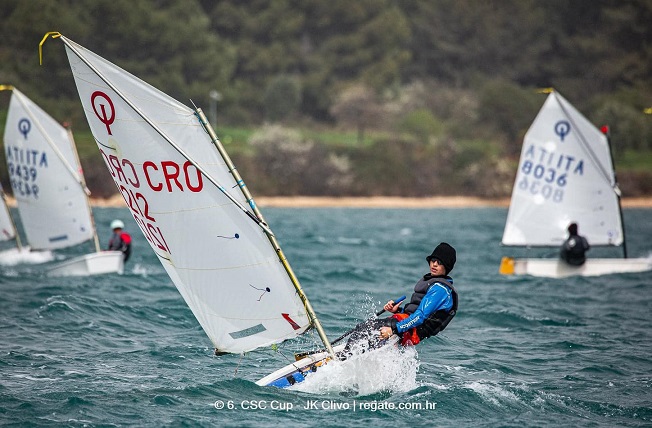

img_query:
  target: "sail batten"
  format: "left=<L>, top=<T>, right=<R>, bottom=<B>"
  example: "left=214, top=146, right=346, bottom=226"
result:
left=502, top=91, right=623, bottom=248
left=58, top=35, right=313, bottom=354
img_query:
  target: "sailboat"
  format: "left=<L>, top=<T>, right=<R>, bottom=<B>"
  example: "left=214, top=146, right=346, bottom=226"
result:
left=42, top=33, right=353, bottom=386
left=1, top=85, right=124, bottom=276
left=499, top=90, right=651, bottom=278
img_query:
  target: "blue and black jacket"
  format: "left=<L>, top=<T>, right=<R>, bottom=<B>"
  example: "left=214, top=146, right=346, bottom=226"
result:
left=391, top=274, right=458, bottom=340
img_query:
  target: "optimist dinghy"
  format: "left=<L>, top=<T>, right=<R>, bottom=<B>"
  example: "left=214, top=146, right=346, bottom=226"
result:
left=1, top=85, right=123, bottom=275
left=499, top=90, right=652, bottom=278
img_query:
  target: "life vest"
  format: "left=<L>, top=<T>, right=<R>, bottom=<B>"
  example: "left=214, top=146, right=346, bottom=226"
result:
left=397, top=275, right=458, bottom=345
left=561, top=235, right=589, bottom=266
left=109, top=232, right=132, bottom=262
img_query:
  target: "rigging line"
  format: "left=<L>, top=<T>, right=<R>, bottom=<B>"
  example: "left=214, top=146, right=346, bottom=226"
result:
left=274, top=343, right=296, bottom=365
left=58, top=36, right=274, bottom=237
left=233, top=353, right=245, bottom=377
left=553, top=92, right=616, bottom=191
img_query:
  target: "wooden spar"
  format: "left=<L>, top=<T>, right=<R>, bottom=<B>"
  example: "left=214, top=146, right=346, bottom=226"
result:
left=553, top=91, right=627, bottom=253
left=65, top=126, right=101, bottom=253
left=603, top=127, right=628, bottom=258
left=194, top=108, right=336, bottom=359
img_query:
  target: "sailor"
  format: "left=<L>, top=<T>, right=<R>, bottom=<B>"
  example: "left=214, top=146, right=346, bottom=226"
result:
left=559, top=222, right=590, bottom=266
left=378, top=242, right=457, bottom=346
left=108, top=219, right=132, bottom=262
left=339, top=242, right=458, bottom=358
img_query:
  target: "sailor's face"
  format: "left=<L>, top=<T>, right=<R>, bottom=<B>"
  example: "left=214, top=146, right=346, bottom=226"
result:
left=429, top=259, right=446, bottom=276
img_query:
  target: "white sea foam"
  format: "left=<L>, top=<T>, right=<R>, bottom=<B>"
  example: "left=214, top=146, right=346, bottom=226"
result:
left=0, top=247, right=54, bottom=265
left=291, top=342, right=420, bottom=396
left=465, top=381, right=521, bottom=406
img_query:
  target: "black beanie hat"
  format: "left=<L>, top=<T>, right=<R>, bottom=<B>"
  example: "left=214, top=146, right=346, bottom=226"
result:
left=568, top=223, right=578, bottom=235
left=426, top=242, right=456, bottom=274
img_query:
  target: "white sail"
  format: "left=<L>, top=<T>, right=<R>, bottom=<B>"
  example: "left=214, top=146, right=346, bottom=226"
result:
left=3, top=88, right=95, bottom=250
left=61, top=36, right=311, bottom=354
left=0, top=184, right=17, bottom=242
left=502, top=91, right=623, bottom=247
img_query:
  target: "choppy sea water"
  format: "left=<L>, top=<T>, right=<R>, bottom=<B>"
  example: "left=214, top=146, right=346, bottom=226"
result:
left=0, top=207, right=650, bottom=427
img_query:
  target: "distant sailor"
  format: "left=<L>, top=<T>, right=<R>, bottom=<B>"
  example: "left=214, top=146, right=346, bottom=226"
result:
left=339, top=242, right=458, bottom=358
left=560, top=222, right=590, bottom=266
left=108, top=219, right=132, bottom=262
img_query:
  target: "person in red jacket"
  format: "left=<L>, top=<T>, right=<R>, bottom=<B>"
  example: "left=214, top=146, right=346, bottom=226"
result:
left=108, top=219, right=132, bottom=262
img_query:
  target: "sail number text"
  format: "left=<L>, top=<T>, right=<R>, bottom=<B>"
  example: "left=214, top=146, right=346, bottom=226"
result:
left=5, top=146, right=47, bottom=200
left=98, top=148, right=199, bottom=255
left=517, top=144, right=586, bottom=203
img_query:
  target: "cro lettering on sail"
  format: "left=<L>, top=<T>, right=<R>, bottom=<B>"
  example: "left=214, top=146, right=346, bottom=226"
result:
left=88, top=90, right=205, bottom=256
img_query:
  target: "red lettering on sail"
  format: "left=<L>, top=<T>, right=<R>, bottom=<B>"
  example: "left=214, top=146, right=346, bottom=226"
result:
left=142, top=160, right=203, bottom=193
left=100, top=149, right=140, bottom=188
left=143, top=161, right=163, bottom=191
left=91, top=91, right=115, bottom=135
left=97, top=148, right=171, bottom=255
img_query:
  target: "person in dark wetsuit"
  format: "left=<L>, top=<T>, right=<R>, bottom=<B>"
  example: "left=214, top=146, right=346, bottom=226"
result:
left=560, top=222, right=590, bottom=266
left=339, top=242, right=458, bottom=358
left=108, top=219, right=132, bottom=262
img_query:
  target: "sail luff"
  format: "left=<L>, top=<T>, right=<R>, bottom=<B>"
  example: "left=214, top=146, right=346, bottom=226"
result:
left=57, top=34, right=313, bottom=354
left=59, top=36, right=273, bottom=237
left=552, top=92, right=616, bottom=190
left=195, top=108, right=335, bottom=358
left=13, top=90, right=88, bottom=196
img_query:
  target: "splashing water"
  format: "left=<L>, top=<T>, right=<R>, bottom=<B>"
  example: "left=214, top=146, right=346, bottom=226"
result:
left=290, top=338, right=420, bottom=396
left=0, top=247, right=54, bottom=265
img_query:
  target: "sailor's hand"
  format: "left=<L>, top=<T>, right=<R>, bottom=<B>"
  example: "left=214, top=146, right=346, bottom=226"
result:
left=384, top=300, right=400, bottom=313
left=379, top=326, right=392, bottom=339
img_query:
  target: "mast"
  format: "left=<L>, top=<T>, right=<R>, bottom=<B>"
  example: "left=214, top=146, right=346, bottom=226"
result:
left=601, top=125, right=628, bottom=258
left=194, top=108, right=336, bottom=358
left=65, top=125, right=101, bottom=253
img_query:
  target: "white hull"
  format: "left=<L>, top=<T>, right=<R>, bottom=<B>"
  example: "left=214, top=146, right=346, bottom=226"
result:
left=500, top=256, right=652, bottom=278
left=46, top=251, right=124, bottom=277
left=256, top=335, right=400, bottom=388
left=255, top=343, right=347, bottom=388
